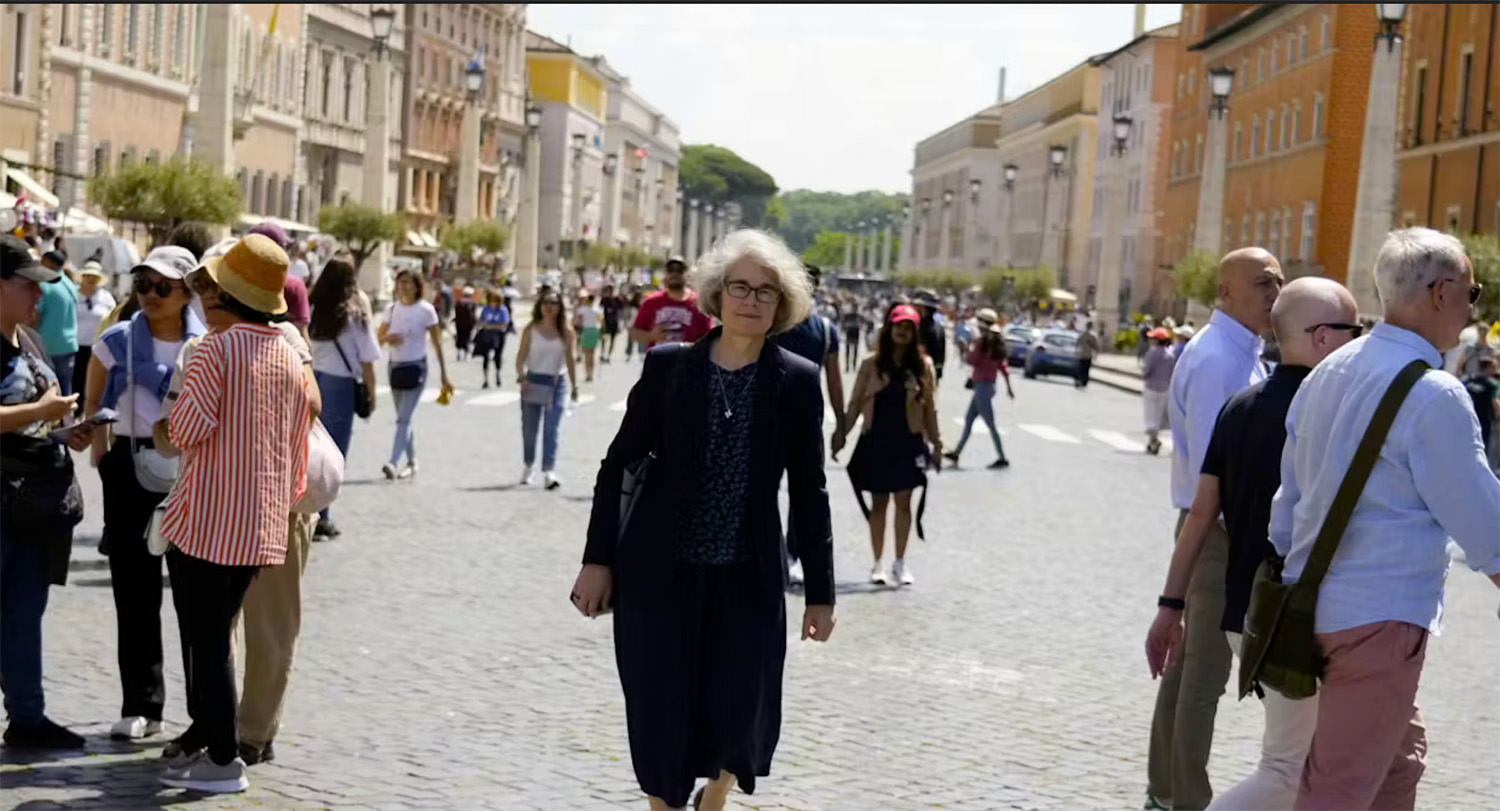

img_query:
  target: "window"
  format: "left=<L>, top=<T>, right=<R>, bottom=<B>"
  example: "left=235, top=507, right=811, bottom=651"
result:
left=126, top=6, right=141, bottom=60
left=1177, top=73, right=1184, bottom=100
left=1269, top=211, right=1280, bottom=258
left=251, top=170, right=264, bottom=214
left=59, top=5, right=70, bottom=46
left=1256, top=47, right=1265, bottom=84
left=1298, top=26, right=1308, bottom=61
left=172, top=6, right=187, bottom=70
left=98, top=4, right=113, bottom=56
left=1282, top=206, right=1293, bottom=258
left=320, top=52, right=333, bottom=117
left=1412, top=65, right=1427, bottom=144
left=1286, top=33, right=1296, bottom=66
left=267, top=176, right=280, bottom=218
left=417, top=46, right=424, bottom=78
left=9, top=9, right=25, bottom=94
left=1194, top=134, right=1203, bottom=173
left=1270, top=39, right=1278, bottom=73
left=1254, top=211, right=1265, bottom=245
left=1280, top=105, right=1291, bottom=150
left=343, top=56, right=356, bottom=121
left=1300, top=203, right=1316, bottom=261
left=92, top=141, right=110, bottom=177
left=1444, top=205, right=1461, bottom=233
left=148, top=4, right=163, bottom=66
left=51, top=137, right=68, bottom=194
left=120, top=145, right=136, bottom=168
left=1291, top=101, right=1302, bottom=146
left=1457, top=51, right=1474, bottom=135
left=1171, top=143, right=1179, bottom=177
left=1264, top=111, right=1274, bottom=153
left=1187, top=68, right=1195, bottom=95
left=1240, top=215, right=1250, bottom=246
left=1313, top=93, right=1325, bottom=140
left=1233, top=123, right=1242, bottom=161
left=1320, top=16, right=1331, bottom=51
left=1251, top=115, right=1260, bottom=156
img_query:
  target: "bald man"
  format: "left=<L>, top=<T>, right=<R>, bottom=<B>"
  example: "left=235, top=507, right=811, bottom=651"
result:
left=1148, top=247, right=1285, bottom=810
left=1146, top=278, right=1358, bottom=809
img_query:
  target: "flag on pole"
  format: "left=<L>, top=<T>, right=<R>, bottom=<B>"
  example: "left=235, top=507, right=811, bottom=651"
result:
left=267, top=4, right=280, bottom=35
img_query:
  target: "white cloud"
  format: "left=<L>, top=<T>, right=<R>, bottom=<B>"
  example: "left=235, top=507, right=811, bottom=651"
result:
left=526, top=4, right=1182, bottom=194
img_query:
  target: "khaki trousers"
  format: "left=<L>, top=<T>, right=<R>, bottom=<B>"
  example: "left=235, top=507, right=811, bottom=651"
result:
left=234, top=512, right=312, bottom=748
left=1147, top=511, right=1234, bottom=810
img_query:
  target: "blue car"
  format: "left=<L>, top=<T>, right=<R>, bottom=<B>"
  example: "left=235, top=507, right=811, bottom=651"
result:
left=1024, top=329, right=1082, bottom=379
left=1002, top=325, right=1039, bottom=365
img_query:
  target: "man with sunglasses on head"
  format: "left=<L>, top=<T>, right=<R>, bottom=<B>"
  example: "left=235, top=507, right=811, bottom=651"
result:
left=1270, top=228, right=1499, bottom=808
left=1146, top=277, right=1360, bottom=810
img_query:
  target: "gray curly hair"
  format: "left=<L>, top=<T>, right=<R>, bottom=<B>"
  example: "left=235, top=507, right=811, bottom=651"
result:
left=690, top=229, right=813, bottom=336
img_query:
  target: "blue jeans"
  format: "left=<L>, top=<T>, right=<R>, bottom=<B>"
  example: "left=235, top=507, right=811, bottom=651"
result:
left=1, top=517, right=52, bottom=723
left=50, top=352, right=76, bottom=396
left=520, top=373, right=566, bottom=471
left=316, top=371, right=357, bottom=519
left=954, top=380, right=1006, bottom=459
left=389, top=361, right=426, bottom=467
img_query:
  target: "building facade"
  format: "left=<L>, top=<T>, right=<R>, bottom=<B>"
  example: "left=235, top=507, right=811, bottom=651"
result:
left=995, top=60, right=1101, bottom=293
left=1088, top=23, right=1179, bottom=328
left=1, top=4, right=48, bottom=197
left=526, top=31, right=608, bottom=270
left=597, top=63, right=681, bottom=257
left=1395, top=2, right=1499, bottom=236
left=906, top=105, right=1003, bottom=272
left=400, top=4, right=527, bottom=242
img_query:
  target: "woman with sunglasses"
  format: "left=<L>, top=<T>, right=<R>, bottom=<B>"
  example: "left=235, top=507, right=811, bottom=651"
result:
left=515, top=290, right=579, bottom=489
left=377, top=269, right=453, bottom=481
left=83, top=245, right=206, bottom=743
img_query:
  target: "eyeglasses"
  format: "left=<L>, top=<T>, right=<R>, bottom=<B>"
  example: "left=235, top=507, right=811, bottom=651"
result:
left=134, top=276, right=182, bottom=298
left=541, top=298, right=561, bottom=306
left=190, top=274, right=219, bottom=295
left=1304, top=323, right=1364, bottom=338
left=1427, top=278, right=1483, bottom=305
left=724, top=280, right=781, bottom=304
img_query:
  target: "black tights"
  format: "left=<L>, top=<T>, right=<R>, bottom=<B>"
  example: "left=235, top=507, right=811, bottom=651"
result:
left=478, top=332, right=507, bottom=383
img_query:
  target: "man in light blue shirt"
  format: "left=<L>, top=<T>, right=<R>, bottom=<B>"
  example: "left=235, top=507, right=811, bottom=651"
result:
left=34, top=251, right=79, bottom=395
left=1147, top=248, right=1283, bottom=811
left=1270, top=228, right=1500, bottom=808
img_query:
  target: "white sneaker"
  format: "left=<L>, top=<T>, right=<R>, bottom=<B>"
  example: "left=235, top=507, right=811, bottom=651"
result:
left=111, top=716, right=165, bottom=740
left=787, top=559, right=805, bottom=585
left=399, top=460, right=419, bottom=479
left=521, top=466, right=535, bottom=486
left=893, top=558, right=914, bottom=586
left=159, top=752, right=249, bottom=794
left=870, top=562, right=890, bottom=585
left=544, top=471, right=560, bottom=490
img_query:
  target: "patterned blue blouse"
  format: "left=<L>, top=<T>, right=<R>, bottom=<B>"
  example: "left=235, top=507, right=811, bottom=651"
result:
left=678, top=362, right=758, bottom=564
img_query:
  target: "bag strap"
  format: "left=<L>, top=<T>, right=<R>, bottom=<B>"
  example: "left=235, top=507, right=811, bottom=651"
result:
left=1298, top=359, right=1429, bottom=591
left=332, top=330, right=357, bottom=376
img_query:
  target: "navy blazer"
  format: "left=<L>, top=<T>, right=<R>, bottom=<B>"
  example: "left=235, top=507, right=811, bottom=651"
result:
left=584, top=328, right=835, bottom=607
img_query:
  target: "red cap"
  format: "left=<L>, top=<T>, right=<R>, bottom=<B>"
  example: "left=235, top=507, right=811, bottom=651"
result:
left=888, top=304, right=921, bottom=326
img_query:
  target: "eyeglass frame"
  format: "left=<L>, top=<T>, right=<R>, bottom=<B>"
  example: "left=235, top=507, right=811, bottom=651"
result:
left=1303, top=322, right=1364, bottom=338
left=723, top=280, right=781, bottom=304
left=1426, top=277, right=1483, bottom=305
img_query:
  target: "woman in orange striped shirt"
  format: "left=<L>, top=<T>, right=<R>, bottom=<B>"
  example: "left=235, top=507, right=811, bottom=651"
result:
left=155, top=235, right=310, bottom=795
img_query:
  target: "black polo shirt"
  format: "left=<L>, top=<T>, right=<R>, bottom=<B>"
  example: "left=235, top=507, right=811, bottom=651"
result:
left=1200, top=364, right=1312, bottom=633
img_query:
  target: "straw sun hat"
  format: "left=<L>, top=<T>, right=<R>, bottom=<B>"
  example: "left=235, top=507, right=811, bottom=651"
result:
left=200, top=234, right=290, bottom=314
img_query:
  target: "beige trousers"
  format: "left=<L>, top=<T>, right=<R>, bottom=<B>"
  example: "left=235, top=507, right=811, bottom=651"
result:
left=234, top=512, right=313, bottom=748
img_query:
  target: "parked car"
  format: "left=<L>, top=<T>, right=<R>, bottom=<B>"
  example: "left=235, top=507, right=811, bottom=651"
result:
left=1002, top=324, right=1040, bottom=365
left=1024, top=329, right=1082, bottom=379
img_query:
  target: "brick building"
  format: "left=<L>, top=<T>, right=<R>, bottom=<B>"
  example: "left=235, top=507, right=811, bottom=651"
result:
left=1395, top=3, right=1499, bottom=236
left=1160, top=3, right=1385, bottom=317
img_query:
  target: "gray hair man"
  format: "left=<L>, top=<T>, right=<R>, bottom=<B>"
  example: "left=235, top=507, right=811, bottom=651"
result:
left=1146, top=277, right=1359, bottom=810
left=1148, top=247, right=1284, bottom=811
left=1270, top=228, right=1500, bottom=808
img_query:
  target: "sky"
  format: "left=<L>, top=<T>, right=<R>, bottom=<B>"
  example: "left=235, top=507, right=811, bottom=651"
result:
left=526, top=4, right=1184, bottom=196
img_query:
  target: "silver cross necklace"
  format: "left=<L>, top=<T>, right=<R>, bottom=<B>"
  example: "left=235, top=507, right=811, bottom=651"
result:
left=714, top=364, right=755, bottom=418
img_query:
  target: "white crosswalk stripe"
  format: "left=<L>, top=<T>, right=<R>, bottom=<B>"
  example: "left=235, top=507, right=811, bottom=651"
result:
left=609, top=398, right=629, bottom=412
left=951, top=416, right=1006, bottom=435
left=468, top=391, right=519, bottom=407
left=575, top=394, right=596, bottom=406
left=1017, top=423, right=1080, bottom=444
left=375, top=385, right=390, bottom=396
left=418, top=388, right=446, bottom=403
left=1089, top=429, right=1144, bottom=452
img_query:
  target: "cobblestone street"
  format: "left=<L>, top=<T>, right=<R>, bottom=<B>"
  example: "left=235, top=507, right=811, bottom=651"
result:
left=4, top=348, right=1497, bottom=810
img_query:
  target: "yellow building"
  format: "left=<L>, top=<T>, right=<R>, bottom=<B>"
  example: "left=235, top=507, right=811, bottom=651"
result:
left=526, top=32, right=610, bottom=267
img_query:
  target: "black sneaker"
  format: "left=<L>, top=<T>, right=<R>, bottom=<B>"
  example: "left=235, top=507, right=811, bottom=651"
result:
left=988, top=458, right=1011, bottom=469
left=314, top=518, right=341, bottom=539
left=3, top=717, right=86, bottom=750
left=238, top=740, right=275, bottom=766
left=942, top=450, right=961, bottom=466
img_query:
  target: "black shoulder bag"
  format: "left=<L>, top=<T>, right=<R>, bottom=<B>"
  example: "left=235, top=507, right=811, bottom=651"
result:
left=1239, top=359, right=1429, bottom=701
left=332, top=327, right=374, bottom=419
left=616, top=343, right=689, bottom=543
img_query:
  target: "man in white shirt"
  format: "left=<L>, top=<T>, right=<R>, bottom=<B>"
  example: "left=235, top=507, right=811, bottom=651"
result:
left=1147, top=247, right=1283, bottom=811
left=1270, top=228, right=1500, bottom=809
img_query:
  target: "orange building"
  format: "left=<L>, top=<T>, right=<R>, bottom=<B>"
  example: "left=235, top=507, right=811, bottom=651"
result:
left=1395, top=3, right=1499, bottom=235
left=1159, top=4, right=1389, bottom=314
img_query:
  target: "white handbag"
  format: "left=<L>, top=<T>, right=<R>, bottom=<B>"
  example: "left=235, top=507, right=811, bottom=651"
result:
left=146, top=504, right=171, bottom=556
left=292, top=418, right=344, bottom=514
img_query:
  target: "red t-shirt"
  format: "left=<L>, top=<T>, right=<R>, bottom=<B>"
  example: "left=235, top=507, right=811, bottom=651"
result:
left=632, top=290, right=713, bottom=347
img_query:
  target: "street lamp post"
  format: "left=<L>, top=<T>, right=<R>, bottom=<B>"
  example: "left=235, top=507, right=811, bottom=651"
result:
left=1347, top=3, right=1408, bottom=315
left=601, top=151, right=621, bottom=247
left=1003, top=162, right=1018, bottom=268
left=938, top=190, right=954, bottom=269
left=686, top=199, right=700, bottom=265
left=1097, top=113, right=1134, bottom=338
left=968, top=177, right=982, bottom=269
left=456, top=61, right=485, bottom=222
left=1039, top=145, right=1066, bottom=269
left=361, top=5, right=397, bottom=301
left=842, top=221, right=854, bottom=271
left=918, top=198, right=932, bottom=265
left=570, top=132, right=587, bottom=264
left=515, top=103, right=543, bottom=295
left=1187, top=65, right=1235, bottom=320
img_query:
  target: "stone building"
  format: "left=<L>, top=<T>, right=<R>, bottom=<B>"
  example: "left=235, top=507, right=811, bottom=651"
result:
left=597, top=62, right=681, bottom=258
left=905, top=103, right=1004, bottom=272
left=525, top=31, right=608, bottom=271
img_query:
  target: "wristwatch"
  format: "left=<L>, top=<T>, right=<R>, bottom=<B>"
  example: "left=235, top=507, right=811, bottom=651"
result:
left=1157, top=596, right=1186, bottom=610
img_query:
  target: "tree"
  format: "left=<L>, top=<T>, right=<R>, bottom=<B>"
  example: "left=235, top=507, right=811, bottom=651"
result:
left=1459, top=233, right=1499, bottom=321
left=441, top=220, right=511, bottom=260
left=1172, top=250, right=1220, bottom=309
left=319, top=203, right=404, bottom=271
left=802, top=230, right=849, bottom=267
left=88, top=156, right=243, bottom=243
left=776, top=189, right=909, bottom=254
left=762, top=197, right=789, bottom=232
left=679, top=144, right=778, bottom=226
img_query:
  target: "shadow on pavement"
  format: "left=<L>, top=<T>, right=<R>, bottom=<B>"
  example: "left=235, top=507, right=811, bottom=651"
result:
left=2, top=751, right=204, bottom=810
left=459, top=484, right=523, bottom=493
left=69, top=576, right=169, bottom=590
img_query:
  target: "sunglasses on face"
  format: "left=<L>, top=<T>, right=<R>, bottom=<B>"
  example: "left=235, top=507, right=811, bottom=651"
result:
left=1304, top=323, right=1364, bottom=338
left=1427, top=278, right=1483, bottom=305
left=542, top=298, right=561, bottom=306
left=134, top=276, right=182, bottom=298
left=724, top=280, right=781, bottom=304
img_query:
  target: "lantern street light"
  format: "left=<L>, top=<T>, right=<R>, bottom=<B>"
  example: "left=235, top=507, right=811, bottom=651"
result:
left=525, top=104, right=541, bottom=132
left=464, top=61, right=484, bottom=99
left=920, top=197, right=932, bottom=215
left=1048, top=144, right=1068, bottom=176
left=602, top=153, right=618, bottom=176
left=1375, top=4, right=1406, bottom=50
left=1111, top=113, right=1133, bottom=156
left=1002, top=162, right=1018, bottom=189
left=969, top=177, right=982, bottom=201
left=1207, top=65, right=1235, bottom=118
left=941, top=189, right=954, bottom=206
left=571, top=132, right=586, bottom=162
left=369, top=6, right=395, bottom=57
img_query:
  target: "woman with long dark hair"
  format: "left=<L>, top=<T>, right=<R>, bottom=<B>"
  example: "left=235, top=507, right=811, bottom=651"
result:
left=307, top=256, right=380, bottom=536
left=832, top=303, right=942, bottom=588
left=514, top=290, right=578, bottom=489
left=378, top=269, right=452, bottom=480
left=570, top=229, right=835, bottom=810
left=944, top=310, right=1013, bottom=469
